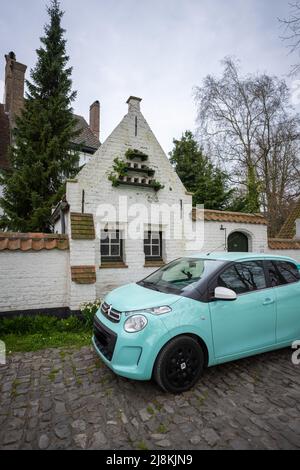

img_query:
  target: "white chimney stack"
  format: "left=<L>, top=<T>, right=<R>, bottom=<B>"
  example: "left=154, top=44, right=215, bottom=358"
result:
left=127, top=96, right=142, bottom=112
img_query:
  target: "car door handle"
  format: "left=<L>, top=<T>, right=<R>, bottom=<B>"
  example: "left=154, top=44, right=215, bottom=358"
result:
left=262, top=298, right=274, bottom=306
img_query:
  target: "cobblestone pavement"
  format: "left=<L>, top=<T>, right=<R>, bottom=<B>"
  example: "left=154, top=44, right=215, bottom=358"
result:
left=0, top=345, right=299, bottom=450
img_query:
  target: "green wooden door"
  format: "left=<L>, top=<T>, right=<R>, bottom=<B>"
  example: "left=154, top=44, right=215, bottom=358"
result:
left=228, top=232, right=249, bottom=252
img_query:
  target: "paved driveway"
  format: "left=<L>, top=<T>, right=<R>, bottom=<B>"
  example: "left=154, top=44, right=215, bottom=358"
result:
left=0, top=346, right=299, bottom=450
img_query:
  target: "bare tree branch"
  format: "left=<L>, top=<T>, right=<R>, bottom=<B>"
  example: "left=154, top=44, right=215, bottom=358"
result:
left=195, top=57, right=300, bottom=236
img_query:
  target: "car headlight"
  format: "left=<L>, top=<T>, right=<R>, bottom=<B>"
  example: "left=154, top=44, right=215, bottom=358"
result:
left=125, top=306, right=172, bottom=316
left=124, top=315, right=148, bottom=333
left=147, top=306, right=172, bottom=315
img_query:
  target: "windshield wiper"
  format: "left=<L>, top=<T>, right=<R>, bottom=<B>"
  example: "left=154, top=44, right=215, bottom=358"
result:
left=139, top=281, right=160, bottom=291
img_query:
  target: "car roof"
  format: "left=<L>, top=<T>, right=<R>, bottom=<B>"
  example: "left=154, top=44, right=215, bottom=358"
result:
left=186, top=252, right=299, bottom=263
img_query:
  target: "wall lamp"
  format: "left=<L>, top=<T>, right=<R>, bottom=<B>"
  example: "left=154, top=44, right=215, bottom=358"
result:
left=220, top=224, right=227, bottom=251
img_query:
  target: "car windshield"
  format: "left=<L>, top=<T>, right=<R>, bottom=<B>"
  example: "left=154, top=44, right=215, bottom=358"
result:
left=138, top=258, right=225, bottom=294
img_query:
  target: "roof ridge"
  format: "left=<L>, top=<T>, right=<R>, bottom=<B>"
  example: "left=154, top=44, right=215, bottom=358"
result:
left=0, top=232, right=68, bottom=239
left=202, top=208, right=265, bottom=217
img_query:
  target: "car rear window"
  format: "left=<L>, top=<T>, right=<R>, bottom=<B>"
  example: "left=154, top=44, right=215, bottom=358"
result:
left=266, top=260, right=300, bottom=286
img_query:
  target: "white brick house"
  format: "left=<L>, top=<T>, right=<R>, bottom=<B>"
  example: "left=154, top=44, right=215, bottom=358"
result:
left=62, top=96, right=192, bottom=306
left=0, top=96, right=300, bottom=315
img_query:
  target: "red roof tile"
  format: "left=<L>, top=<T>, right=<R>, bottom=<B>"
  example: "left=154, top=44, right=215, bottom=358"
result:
left=0, top=232, right=69, bottom=251
left=192, top=208, right=267, bottom=225
left=268, top=238, right=300, bottom=250
left=277, top=200, right=300, bottom=239
left=72, top=115, right=101, bottom=151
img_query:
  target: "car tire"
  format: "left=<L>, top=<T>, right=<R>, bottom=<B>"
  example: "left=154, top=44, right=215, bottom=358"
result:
left=153, top=335, right=204, bottom=394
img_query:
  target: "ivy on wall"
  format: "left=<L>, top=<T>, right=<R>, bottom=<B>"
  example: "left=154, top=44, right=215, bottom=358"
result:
left=108, top=150, right=164, bottom=191
left=125, top=148, right=149, bottom=161
left=108, top=158, right=128, bottom=187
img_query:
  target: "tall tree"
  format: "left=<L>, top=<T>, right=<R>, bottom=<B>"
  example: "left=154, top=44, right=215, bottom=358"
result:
left=0, top=0, right=79, bottom=232
left=195, top=58, right=300, bottom=235
left=280, top=1, right=300, bottom=75
left=169, top=131, right=235, bottom=210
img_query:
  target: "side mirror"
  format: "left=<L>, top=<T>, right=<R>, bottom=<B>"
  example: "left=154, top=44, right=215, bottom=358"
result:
left=214, top=286, right=237, bottom=301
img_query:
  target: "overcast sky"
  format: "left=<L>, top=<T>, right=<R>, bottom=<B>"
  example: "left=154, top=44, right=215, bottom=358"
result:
left=0, top=0, right=298, bottom=153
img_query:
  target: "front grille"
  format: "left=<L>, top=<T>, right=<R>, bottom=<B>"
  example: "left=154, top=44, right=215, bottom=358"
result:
left=101, top=301, right=122, bottom=323
left=93, top=317, right=117, bottom=361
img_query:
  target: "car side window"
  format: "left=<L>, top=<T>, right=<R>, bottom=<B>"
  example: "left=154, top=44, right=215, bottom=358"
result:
left=217, top=261, right=267, bottom=295
left=266, top=260, right=300, bottom=286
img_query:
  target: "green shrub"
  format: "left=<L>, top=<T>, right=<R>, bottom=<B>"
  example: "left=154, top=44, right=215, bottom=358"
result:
left=125, top=148, right=149, bottom=161
left=80, top=299, right=102, bottom=328
left=55, top=316, right=84, bottom=333
left=0, top=315, right=88, bottom=336
left=150, top=180, right=165, bottom=191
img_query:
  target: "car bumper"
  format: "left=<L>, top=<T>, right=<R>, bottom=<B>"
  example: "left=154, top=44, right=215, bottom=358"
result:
left=92, top=311, right=171, bottom=381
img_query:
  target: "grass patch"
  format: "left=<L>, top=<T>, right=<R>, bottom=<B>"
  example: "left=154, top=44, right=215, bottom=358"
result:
left=146, top=405, right=155, bottom=415
left=0, top=313, right=97, bottom=353
left=11, top=379, right=21, bottom=398
left=153, top=399, right=163, bottom=411
left=48, top=368, right=61, bottom=382
left=156, top=424, right=168, bottom=434
left=2, top=331, right=92, bottom=354
left=0, top=315, right=94, bottom=353
left=0, top=315, right=87, bottom=335
left=136, top=441, right=149, bottom=451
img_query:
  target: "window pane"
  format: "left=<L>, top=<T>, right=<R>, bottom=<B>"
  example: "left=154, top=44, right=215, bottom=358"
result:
left=152, top=232, right=160, bottom=243
left=218, top=261, right=266, bottom=294
left=144, top=232, right=151, bottom=243
left=144, top=231, right=162, bottom=259
left=266, top=261, right=284, bottom=286
left=152, top=245, right=160, bottom=256
left=101, top=231, right=109, bottom=243
left=140, top=258, right=225, bottom=294
left=110, top=230, right=119, bottom=243
left=276, top=261, right=300, bottom=284
left=101, top=244, right=109, bottom=256
left=111, top=244, right=120, bottom=256
left=101, top=230, right=122, bottom=259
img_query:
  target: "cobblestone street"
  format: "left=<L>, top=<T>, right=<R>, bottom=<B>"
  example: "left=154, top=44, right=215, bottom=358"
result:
left=0, top=346, right=299, bottom=450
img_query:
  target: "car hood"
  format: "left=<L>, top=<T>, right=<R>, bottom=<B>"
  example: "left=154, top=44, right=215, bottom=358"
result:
left=104, top=283, right=181, bottom=312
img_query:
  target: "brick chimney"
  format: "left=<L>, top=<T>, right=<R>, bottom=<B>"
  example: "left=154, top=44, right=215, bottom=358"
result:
left=89, top=100, right=100, bottom=140
left=4, top=52, right=27, bottom=128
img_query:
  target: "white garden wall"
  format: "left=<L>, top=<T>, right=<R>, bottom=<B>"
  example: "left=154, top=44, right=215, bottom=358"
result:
left=266, top=249, right=300, bottom=262
left=0, top=249, right=69, bottom=313
left=188, top=221, right=268, bottom=255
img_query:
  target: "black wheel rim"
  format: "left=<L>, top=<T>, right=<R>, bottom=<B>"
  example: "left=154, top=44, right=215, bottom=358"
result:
left=165, top=345, right=200, bottom=389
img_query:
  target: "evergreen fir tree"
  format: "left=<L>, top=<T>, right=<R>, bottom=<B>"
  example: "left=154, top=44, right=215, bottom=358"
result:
left=169, top=131, right=235, bottom=210
left=0, top=0, right=79, bottom=232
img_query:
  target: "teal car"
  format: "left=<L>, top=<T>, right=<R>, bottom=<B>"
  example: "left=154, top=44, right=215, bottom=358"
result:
left=93, top=253, right=300, bottom=393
